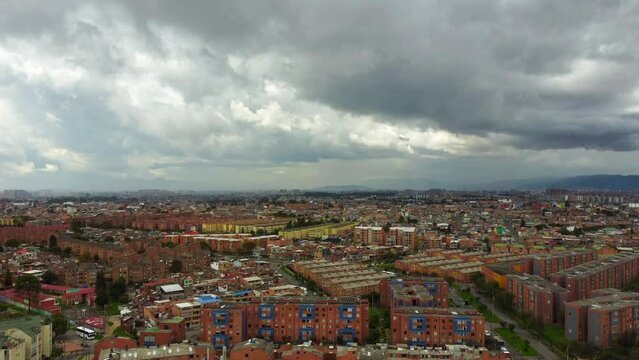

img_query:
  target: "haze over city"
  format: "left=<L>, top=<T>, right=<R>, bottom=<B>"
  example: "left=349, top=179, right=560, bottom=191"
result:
left=2, top=0, right=639, bottom=191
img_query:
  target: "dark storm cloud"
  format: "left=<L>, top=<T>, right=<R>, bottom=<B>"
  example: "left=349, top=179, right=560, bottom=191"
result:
left=2, top=0, right=639, bottom=190
left=110, top=0, right=639, bottom=151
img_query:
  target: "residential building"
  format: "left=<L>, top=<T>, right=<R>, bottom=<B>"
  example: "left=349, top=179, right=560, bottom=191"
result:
left=390, top=308, right=485, bottom=347
left=200, top=297, right=369, bottom=349
left=0, top=316, right=52, bottom=360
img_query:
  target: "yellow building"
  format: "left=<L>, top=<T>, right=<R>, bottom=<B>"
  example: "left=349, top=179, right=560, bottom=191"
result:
left=0, top=218, right=15, bottom=226
left=0, top=335, right=26, bottom=360
left=201, top=219, right=289, bottom=234
left=279, top=222, right=356, bottom=239
left=0, top=316, right=52, bottom=360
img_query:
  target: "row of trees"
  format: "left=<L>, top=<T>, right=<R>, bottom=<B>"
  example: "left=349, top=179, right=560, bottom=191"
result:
left=469, top=272, right=514, bottom=312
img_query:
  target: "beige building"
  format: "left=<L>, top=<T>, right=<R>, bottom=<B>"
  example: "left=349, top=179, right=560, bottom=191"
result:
left=0, top=334, right=27, bottom=360
left=0, top=315, right=52, bottom=360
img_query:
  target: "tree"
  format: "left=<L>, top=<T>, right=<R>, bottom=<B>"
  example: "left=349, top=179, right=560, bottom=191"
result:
left=3, top=270, right=13, bottom=288
left=41, top=270, right=59, bottom=285
left=170, top=259, right=183, bottom=273
left=95, top=271, right=110, bottom=307
left=199, top=240, right=213, bottom=254
left=109, top=277, right=127, bottom=300
left=70, top=219, right=83, bottom=233
left=48, top=235, right=57, bottom=248
left=96, top=271, right=107, bottom=290
left=14, top=274, right=41, bottom=312
left=5, top=239, right=19, bottom=248
left=52, top=313, right=68, bottom=336
left=96, top=287, right=109, bottom=307
left=238, top=240, right=257, bottom=255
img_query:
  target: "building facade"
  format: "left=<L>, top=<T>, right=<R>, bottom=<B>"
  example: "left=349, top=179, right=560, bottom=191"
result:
left=200, top=297, right=369, bottom=349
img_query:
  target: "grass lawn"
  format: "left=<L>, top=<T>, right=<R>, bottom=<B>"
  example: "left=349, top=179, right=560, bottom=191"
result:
left=280, top=265, right=296, bottom=277
left=543, top=324, right=567, bottom=350
left=496, top=327, right=539, bottom=356
left=97, top=301, right=121, bottom=316
left=113, top=326, right=133, bottom=338
left=108, top=302, right=120, bottom=316
left=373, top=263, right=395, bottom=272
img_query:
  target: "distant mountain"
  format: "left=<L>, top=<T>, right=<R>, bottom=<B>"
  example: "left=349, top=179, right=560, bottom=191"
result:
left=311, top=175, right=639, bottom=193
left=362, top=178, right=446, bottom=190
left=311, top=185, right=373, bottom=192
left=475, top=175, right=639, bottom=191
left=548, top=175, right=639, bottom=191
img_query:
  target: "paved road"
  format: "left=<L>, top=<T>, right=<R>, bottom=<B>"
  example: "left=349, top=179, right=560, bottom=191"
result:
left=470, top=288, right=559, bottom=360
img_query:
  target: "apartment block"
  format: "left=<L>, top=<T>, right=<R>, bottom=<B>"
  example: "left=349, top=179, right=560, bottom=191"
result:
left=200, top=297, right=369, bottom=349
left=354, top=226, right=385, bottom=245
left=380, top=278, right=449, bottom=309
left=390, top=308, right=485, bottom=347
left=291, top=260, right=392, bottom=296
left=565, top=289, right=639, bottom=347
left=354, top=226, right=418, bottom=249
left=200, top=303, right=246, bottom=349
left=506, top=274, right=569, bottom=324
left=548, top=253, right=639, bottom=301
left=278, top=222, right=356, bottom=240
left=0, top=316, right=52, bottom=360
left=520, top=250, right=597, bottom=278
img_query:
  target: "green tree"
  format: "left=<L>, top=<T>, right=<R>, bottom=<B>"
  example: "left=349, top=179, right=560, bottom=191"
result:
left=170, top=259, right=183, bottom=273
left=109, top=277, right=127, bottom=299
left=3, top=269, right=13, bottom=288
left=51, top=313, right=68, bottom=336
left=5, top=239, right=19, bottom=248
left=95, top=270, right=110, bottom=307
left=41, top=270, right=59, bottom=285
left=199, top=240, right=213, bottom=254
left=14, top=274, right=41, bottom=312
left=96, top=271, right=107, bottom=292
left=70, top=219, right=83, bottom=233
left=96, top=287, right=109, bottom=307
left=238, top=240, right=257, bottom=255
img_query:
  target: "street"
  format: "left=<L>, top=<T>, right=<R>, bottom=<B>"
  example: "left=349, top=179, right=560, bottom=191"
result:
left=469, top=288, right=559, bottom=360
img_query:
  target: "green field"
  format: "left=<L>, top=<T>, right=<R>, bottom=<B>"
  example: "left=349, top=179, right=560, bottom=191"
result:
left=495, top=327, right=539, bottom=356
left=542, top=324, right=567, bottom=351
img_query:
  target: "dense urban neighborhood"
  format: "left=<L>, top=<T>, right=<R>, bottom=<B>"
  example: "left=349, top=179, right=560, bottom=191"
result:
left=1, top=188, right=639, bottom=359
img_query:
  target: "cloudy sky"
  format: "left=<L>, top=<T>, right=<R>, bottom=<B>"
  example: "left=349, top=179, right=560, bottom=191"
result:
left=1, top=0, right=639, bottom=191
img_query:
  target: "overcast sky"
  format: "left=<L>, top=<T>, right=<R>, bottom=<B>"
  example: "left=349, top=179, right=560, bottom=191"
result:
left=1, top=0, right=639, bottom=191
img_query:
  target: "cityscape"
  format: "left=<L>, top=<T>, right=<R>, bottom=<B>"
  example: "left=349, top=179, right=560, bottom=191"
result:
left=2, top=1, right=639, bottom=360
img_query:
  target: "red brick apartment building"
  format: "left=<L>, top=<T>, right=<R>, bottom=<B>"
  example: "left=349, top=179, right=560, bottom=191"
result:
left=0, top=224, right=68, bottom=245
left=390, top=308, right=485, bottom=347
left=353, top=226, right=418, bottom=248
left=520, top=250, right=597, bottom=278
left=380, top=278, right=449, bottom=309
left=200, top=297, right=369, bottom=349
left=138, top=317, right=186, bottom=347
left=565, top=289, right=639, bottom=347
left=506, top=275, right=569, bottom=324
left=548, top=252, right=639, bottom=301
